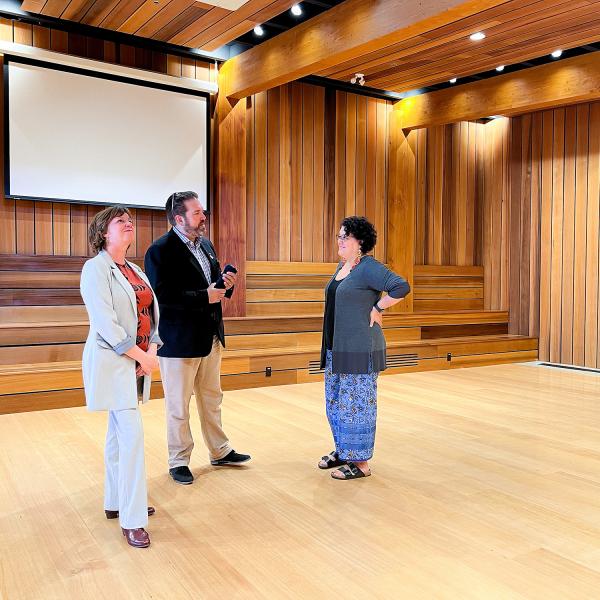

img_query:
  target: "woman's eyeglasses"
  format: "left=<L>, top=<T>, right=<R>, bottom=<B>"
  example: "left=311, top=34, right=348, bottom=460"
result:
left=336, top=234, right=352, bottom=241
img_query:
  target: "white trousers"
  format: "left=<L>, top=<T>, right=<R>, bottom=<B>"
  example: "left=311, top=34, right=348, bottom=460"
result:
left=104, top=407, right=148, bottom=529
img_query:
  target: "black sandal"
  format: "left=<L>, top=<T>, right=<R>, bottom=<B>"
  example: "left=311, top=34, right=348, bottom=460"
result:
left=331, top=462, right=371, bottom=480
left=318, top=451, right=346, bottom=470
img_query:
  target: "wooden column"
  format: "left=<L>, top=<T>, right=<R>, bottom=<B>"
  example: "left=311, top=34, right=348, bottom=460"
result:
left=215, top=75, right=246, bottom=317
left=387, top=110, right=415, bottom=312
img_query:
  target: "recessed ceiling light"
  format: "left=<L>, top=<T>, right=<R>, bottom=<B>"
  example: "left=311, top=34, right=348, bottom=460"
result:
left=469, top=32, right=486, bottom=41
left=449, top=77, right=457, bottom=84
left=496, top=65, right=505, bottom=72
left=551, top=49, right=562, bottom=58
left=291, top=3, right=302, bottom=16
left=253, top=25, right=264, bottom=36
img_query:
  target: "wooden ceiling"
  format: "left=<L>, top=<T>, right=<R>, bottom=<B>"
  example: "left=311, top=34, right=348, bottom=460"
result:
left=19, top=0, right=299, bottom=51
left=316, top=0, right=600, bottom=93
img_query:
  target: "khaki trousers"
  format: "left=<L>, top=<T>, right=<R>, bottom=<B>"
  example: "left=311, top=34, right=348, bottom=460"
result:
left=159, top=338, right=231, bottom=467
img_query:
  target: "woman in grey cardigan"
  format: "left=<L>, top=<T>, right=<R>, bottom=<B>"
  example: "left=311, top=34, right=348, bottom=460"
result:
left=80, top=206, right=161, bottom=548
left=318, top=216, right=410, bottom=480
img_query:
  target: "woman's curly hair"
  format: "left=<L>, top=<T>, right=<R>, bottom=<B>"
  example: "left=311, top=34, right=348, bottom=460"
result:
left=340, top=216, right=377, bottom=254
left=88, top=206, right=132, bottom=255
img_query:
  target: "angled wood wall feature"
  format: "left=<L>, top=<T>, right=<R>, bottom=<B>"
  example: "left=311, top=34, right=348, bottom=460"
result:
left=245, top=83, right=389, bottom=264
left=508, top=102, right=600, bottom=368
left=0, top=17, right=210, bottom=258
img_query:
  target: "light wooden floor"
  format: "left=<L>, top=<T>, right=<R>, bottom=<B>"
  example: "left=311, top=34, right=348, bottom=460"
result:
left=2, top=363, right=600, bottom=600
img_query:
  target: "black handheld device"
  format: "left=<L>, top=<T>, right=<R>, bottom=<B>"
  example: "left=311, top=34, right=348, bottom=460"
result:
left=214, top=264, right=238, bottom=289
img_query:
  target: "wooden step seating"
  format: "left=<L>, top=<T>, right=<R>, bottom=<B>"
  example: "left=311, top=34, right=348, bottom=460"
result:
left=246, top=262, right=485, bottom=316
left=0, top=255, right=537, bottom=414
left=0, top=309, right=537, bottom=414
left=413, top=265, right=484, bottom=312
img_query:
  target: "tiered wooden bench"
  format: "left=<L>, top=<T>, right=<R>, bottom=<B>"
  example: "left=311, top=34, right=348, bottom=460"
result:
left=0, top=308, right=537, bottom=414
left=0, top=256, right=538, bottom=414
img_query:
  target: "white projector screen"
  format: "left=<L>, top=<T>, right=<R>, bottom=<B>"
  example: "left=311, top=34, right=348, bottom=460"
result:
left=5, top=59, right=209, bottom=210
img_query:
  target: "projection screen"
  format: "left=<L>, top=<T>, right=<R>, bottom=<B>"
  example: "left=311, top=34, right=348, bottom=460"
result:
left=5, top=58, right=209, bottom=210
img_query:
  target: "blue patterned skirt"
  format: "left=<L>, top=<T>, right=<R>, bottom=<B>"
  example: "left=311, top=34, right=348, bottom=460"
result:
left=324, top=349, right=378, bottom=461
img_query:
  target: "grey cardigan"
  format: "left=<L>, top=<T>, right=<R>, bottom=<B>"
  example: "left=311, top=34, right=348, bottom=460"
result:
left=320, top=256, right=410, bottom=374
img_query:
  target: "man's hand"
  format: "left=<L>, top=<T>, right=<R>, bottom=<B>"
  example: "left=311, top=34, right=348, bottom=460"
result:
left=222, top=271, right=237, bottom=290
left=208, top=283, right=227, bottom=304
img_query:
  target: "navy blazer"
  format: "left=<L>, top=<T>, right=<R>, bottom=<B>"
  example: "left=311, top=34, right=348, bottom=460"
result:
left=144, top=229, right=233, bottom=358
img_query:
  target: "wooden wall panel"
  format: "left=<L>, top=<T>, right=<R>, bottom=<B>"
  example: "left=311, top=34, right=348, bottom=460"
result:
left=245, top=84, right=389, bottom=263
left=507, top=101, right=600, bottom=369
left=414, top=121, right=485, bottom=267
left=0, top=17, right=210, bottom=258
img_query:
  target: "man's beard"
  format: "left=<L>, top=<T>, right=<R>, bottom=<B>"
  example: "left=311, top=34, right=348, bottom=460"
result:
left=182, top=218, right=206, bottom=239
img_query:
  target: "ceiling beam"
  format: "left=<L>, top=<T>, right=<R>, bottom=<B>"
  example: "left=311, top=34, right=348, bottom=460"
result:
left=394, top=51, right=600, bottom=130
left=219, top=0, right=509, bottom=99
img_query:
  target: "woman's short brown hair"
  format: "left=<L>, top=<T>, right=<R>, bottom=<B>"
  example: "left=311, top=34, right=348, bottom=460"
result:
left=88, top=206, right=132, bottom=255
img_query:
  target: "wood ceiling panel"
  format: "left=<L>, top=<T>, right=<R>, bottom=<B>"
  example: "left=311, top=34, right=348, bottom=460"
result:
left=179, top=0, right=297, bottom=48
left=21, top=0, right=49, bottom=12
left=320, top=0, right=588, bottom=80
left=152, top=4, right=209, bottom=41
left=62, top=0, right=97, bottom=20
left=134, top=0, right=198, bottom=38
left=21, top=0, right=300, bottom=50
left=117, top=0, right=175, bottom=33
left=40, top=0, right=70, bottom=17
left=100, top=0, right=147, bottom=29
left=314, top=0, right=600, bottom=93
left=371, top=8, right=600, bottom=90
left=201, top=18, right=254, bottom=51
left=80, top=0, right=123, bottom=26
left=167, top=6, right=230, bottom=45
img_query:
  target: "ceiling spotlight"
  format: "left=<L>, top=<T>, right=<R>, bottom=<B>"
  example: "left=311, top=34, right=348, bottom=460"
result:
left=551, top=49, right=562, bottom=58
left=496, top=65, right=505, bottom=72
left=253, top=25, right=264, bottom=36
left=469, top=31, right=486, bottom=41
left=291, top=3, right=302, bottom=16
left=449, top=77, right=457, bottom=84
left=350, top=73, right=365, bottom=86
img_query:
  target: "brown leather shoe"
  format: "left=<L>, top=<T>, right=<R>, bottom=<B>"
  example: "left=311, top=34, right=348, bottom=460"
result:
left=105, top=506, right=155, bottom=520
left=122, top=527, right=151, bottom=548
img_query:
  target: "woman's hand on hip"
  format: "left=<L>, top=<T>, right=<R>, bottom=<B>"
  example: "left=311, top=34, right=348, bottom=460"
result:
left=370, top=307, right=383, bottom=328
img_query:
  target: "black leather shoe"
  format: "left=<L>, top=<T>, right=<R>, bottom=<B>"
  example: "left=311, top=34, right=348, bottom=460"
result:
left=210, top=450, right=251, bottom=466
left=169, top=466, right=194, bottom=484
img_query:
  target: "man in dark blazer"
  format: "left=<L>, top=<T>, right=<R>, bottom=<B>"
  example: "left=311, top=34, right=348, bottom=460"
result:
left=145, top=191, right=250, bottom=485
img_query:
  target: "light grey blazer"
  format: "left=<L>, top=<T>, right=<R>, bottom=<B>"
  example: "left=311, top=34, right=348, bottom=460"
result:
left=80, top=250, right=162, bottom=411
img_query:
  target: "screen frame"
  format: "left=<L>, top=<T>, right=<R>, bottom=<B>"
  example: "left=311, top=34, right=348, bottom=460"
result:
left=3, top=54, right=211, bottom=212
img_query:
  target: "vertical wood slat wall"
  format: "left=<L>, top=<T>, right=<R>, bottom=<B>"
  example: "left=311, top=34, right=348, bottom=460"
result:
left=509, top=102, right=600, bottom=369
left=412, top=122, right=484, bottom=267
left=245, top=84, right=389, bottom=263
left=481, top=117, right=510, bottom=313
left=0, top=17, right=216, bottom=258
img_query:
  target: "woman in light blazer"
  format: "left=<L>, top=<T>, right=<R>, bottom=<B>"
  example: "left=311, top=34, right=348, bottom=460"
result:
left=80, top=206, right=161, bottom=548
